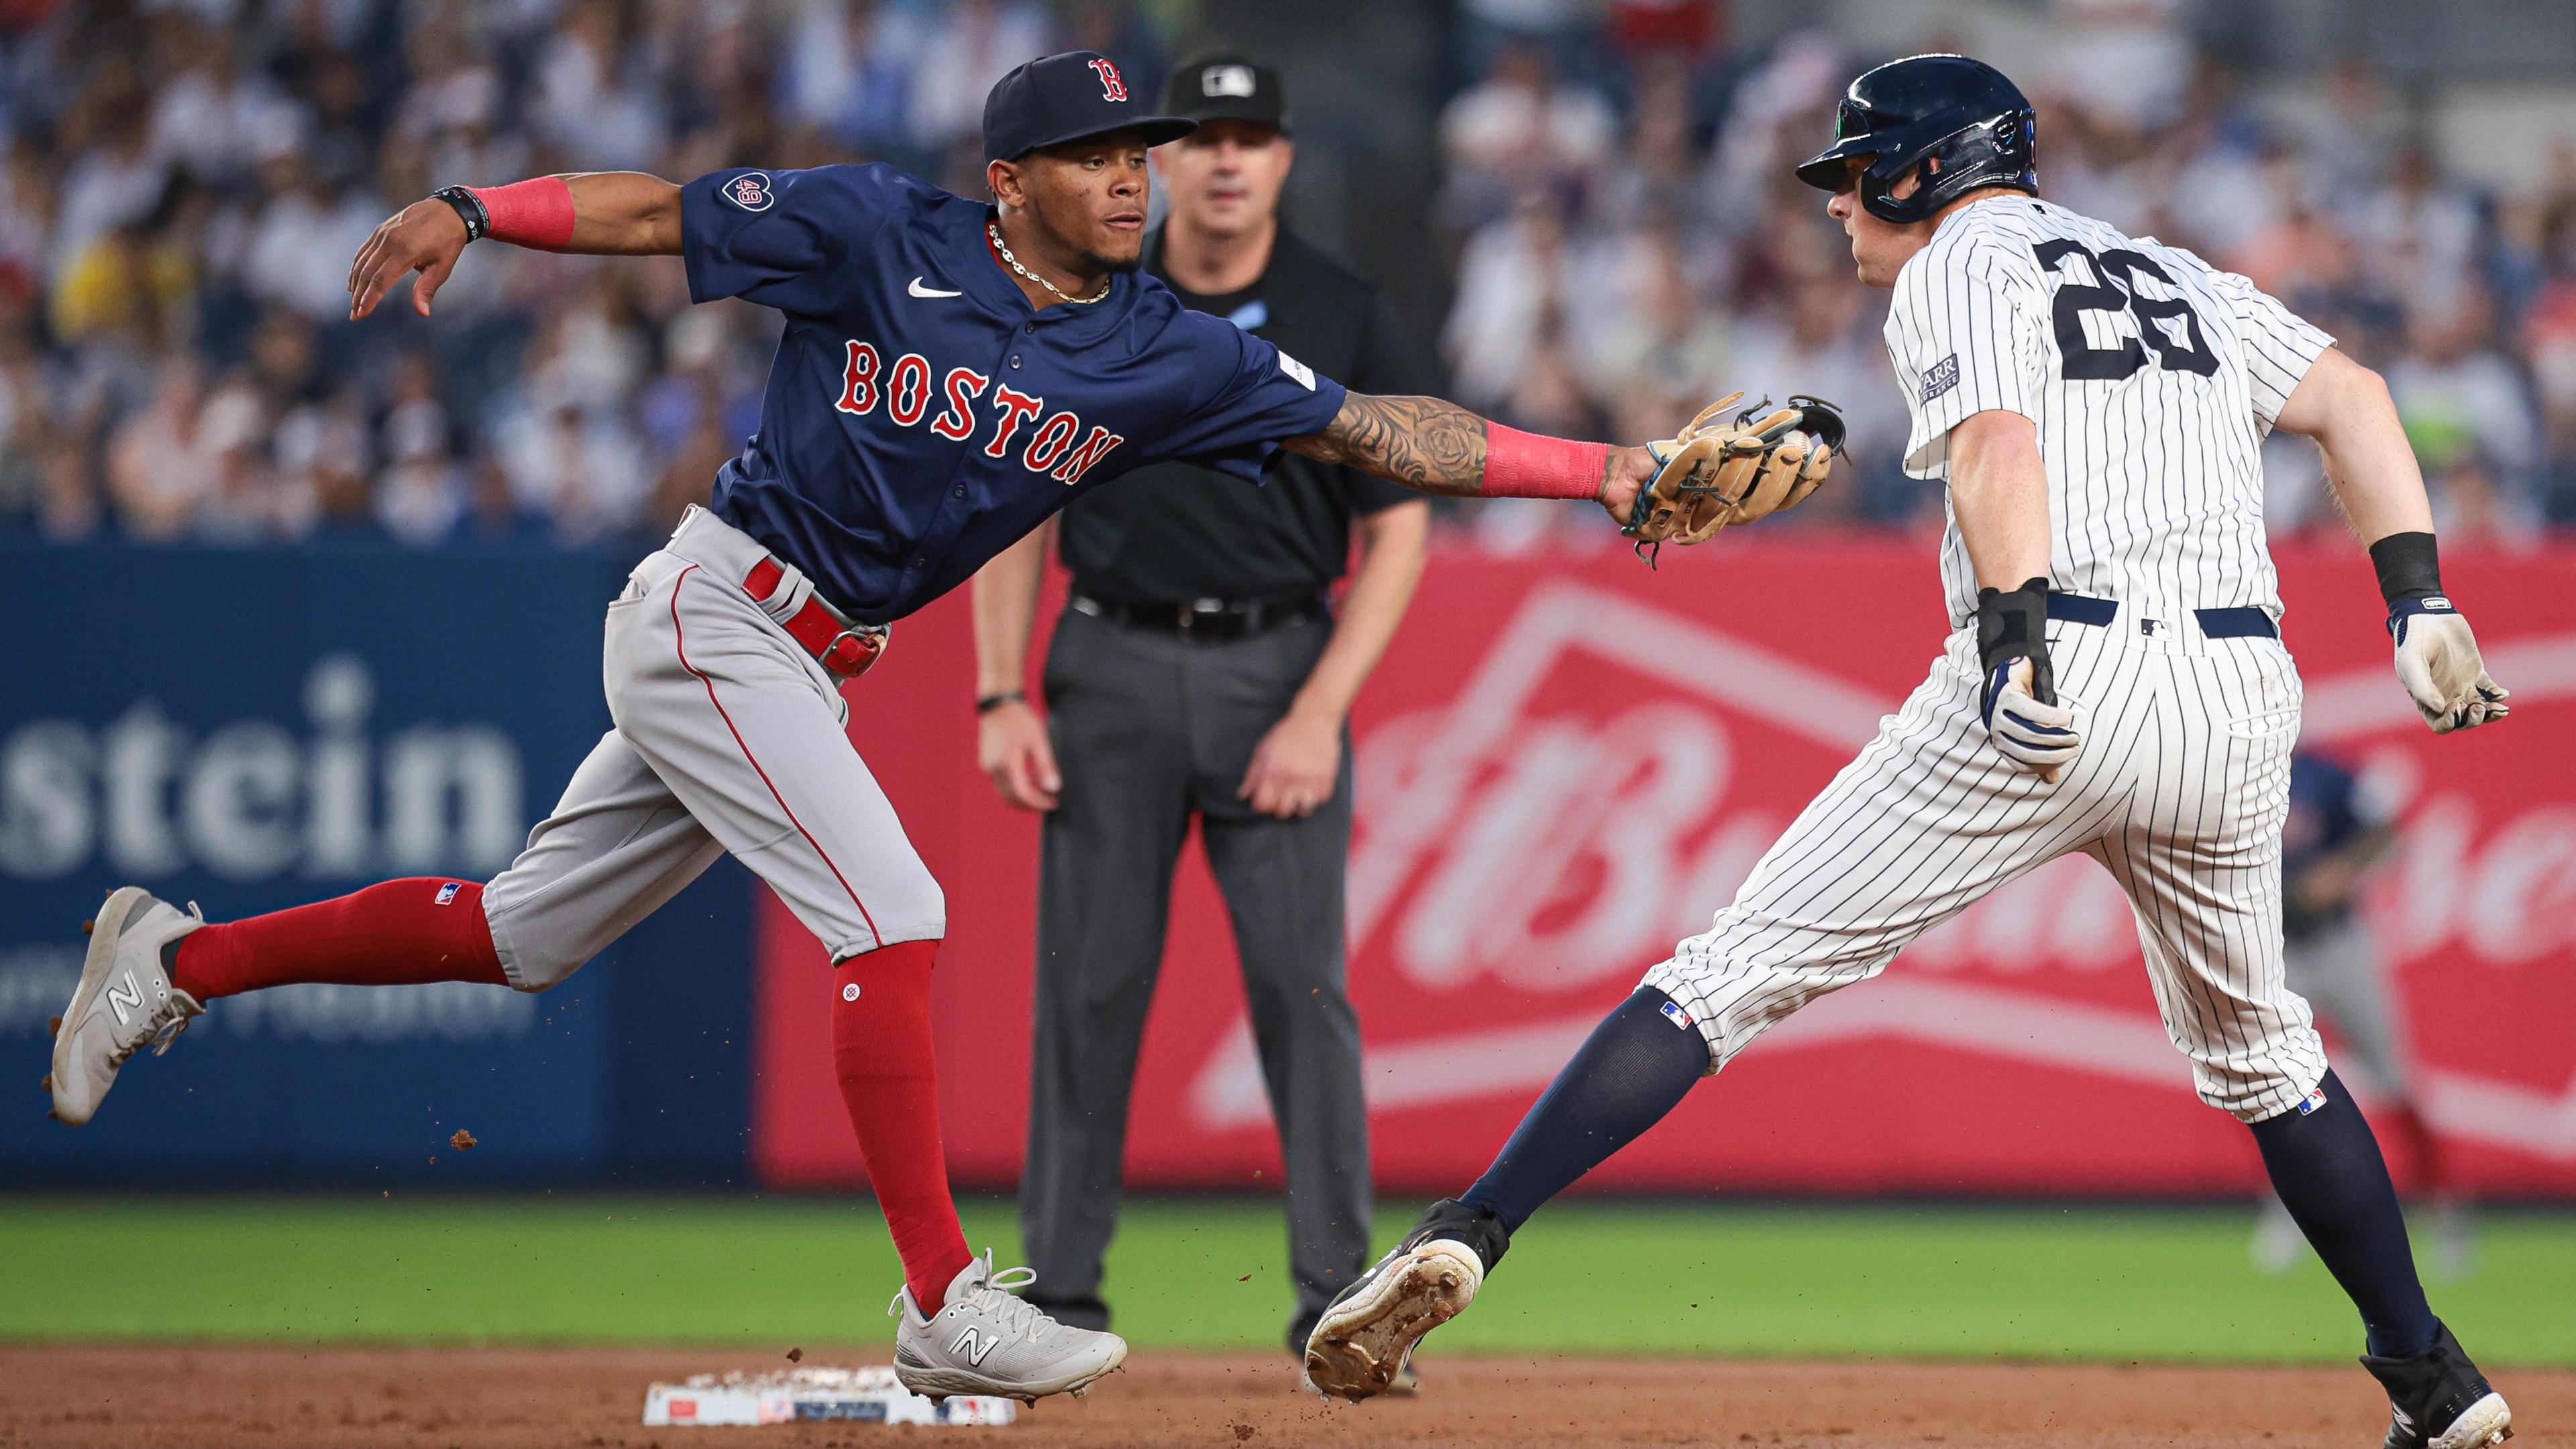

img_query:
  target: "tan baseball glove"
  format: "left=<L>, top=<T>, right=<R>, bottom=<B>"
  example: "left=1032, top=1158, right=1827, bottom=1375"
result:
left=1623, top=394, right=1845, bottom=562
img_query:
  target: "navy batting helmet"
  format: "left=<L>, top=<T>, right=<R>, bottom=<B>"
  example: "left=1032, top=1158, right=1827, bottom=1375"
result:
left=1794, top=54, right=2036, bottom=225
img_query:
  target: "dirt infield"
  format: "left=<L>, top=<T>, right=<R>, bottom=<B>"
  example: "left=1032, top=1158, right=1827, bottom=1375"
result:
left=1, top=1347, right=2567, bottom=1449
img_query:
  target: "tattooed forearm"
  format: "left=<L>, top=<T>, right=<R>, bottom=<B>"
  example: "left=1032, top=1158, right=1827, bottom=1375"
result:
left=1287, top=392, right=1490, bottom=496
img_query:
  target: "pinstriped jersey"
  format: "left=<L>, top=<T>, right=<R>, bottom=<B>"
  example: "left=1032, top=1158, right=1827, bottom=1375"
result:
left=1883, top=197, right=2332, bottom=630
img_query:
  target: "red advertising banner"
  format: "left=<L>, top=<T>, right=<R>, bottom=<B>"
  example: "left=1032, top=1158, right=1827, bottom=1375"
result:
left=753, top=536, right=2576, bottom=1197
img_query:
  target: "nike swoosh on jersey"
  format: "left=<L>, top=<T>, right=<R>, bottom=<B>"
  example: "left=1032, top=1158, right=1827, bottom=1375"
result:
left=908, top=277, right=961, bottom=299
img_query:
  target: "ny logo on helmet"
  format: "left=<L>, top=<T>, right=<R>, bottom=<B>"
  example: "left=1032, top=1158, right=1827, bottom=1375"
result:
left=1089, top=58, right=1128, bottom=101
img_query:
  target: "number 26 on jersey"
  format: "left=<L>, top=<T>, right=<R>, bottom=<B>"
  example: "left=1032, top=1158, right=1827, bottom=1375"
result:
left=2033, top=240, right=2218, bottom=381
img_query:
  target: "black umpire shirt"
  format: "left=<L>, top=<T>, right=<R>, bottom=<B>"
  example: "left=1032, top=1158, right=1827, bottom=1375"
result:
left=1058, top=225, right=1432, bottom=604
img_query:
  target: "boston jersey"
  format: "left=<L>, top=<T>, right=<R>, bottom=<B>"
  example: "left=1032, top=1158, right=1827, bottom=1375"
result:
left=680, top=164, right=1348, bottom=624
left=1883, top=197, right=2332, bottom=629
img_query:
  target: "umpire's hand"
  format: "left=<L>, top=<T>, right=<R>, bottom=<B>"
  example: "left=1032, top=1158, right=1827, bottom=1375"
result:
left=980, top=700, right=1061, bottom=811
left=1241, top=708, right=1340, bottom=819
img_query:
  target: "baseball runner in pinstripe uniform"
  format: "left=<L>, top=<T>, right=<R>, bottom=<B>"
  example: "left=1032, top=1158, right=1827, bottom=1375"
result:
left=1307, top=55, right=2518, bottom=1449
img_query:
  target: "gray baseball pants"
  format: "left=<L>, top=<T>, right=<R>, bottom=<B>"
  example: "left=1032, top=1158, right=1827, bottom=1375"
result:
left=2284, top=916, right=2413, bottom=1099
left=1018, top=604, right=1371, bottom=1349
left=481, top=506, right=944, bottom=989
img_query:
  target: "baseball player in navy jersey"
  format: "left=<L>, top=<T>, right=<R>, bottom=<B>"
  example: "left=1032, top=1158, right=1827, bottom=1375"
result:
left=44, top=51, right=1787, bottom=1405
left=1307, top=55, right=2518, bottom=1449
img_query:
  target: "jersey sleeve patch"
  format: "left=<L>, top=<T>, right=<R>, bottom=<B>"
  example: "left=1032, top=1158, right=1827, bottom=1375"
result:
left=1128, top=312, right=1347, bottom=482
left=683, top=164, right=914, bottom=311
left=1921, top=353, right=1960, bottom=403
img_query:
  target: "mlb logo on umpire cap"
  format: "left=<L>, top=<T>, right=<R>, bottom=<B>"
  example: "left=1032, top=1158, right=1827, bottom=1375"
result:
left=1163, top=51, right=1290, bottom=133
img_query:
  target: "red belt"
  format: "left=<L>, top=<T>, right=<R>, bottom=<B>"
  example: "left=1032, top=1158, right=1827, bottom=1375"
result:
left=744, top=557, right=886, bottom=679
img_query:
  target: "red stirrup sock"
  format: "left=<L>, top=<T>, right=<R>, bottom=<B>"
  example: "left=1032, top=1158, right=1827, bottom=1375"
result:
left=833, top=938, right=973, bottom=1313
left=169, top=878, right=508, bottom=1001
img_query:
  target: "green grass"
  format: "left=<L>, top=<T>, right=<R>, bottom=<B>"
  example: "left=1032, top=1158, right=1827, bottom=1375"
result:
left=2, top=1196, right=2572, bottom=1364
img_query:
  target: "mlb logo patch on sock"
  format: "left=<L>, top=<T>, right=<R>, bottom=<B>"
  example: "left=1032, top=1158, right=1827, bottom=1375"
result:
left=435, top=882, right=463, bottom=905
left=1658, top=999, right=1696, bottom=1030
left=2296, top=1085, right=2330, bottom=1115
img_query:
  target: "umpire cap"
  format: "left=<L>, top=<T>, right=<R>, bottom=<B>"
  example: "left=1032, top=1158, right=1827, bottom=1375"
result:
left=1161, top=52, right=1291, bottom=135
left=983, top=51, right=1196, bottom=162
left=1794, top=54, right=2036, bottom=225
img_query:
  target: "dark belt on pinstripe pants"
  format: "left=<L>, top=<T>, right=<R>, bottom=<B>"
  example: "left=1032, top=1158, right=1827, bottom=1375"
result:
left=2047, top=592, right=2278, bottom=641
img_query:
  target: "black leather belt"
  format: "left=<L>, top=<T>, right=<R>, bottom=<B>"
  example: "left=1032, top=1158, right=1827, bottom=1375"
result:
left=1070, top=592, right=1330, bottom=641
left=2047, top=592, right=2277, bottom=640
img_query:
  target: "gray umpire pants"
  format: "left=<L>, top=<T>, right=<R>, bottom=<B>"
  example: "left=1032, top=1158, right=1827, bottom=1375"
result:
left=1019, top=605, right=1371, bottom=1350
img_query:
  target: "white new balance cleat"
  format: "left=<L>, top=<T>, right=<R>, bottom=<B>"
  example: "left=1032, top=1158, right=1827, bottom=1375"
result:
left=889, top=1251, right=1127, bottom=1404
left=1303, top=1197, right=1509, bottom=1403
left=50, top=888, right=205, bottom=1126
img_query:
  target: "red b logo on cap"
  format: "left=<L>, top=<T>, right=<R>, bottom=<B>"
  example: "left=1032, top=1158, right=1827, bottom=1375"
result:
left=1089, top=58, right=1128, bottom=101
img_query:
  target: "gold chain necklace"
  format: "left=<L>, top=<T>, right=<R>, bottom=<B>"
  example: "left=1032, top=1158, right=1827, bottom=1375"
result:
left=989, top=223, right=1110, bottom=305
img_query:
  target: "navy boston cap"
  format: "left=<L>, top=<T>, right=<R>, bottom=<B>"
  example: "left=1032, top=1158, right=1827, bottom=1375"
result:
left=983, top=51, right=1196, bottom=163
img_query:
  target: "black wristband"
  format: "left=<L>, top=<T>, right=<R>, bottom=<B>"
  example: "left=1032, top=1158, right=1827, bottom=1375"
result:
left=431, top=185, right=489, bottom=243
left=2368, top=531, right=2443, bottom=606
left=1976, top=577, right=2051, bottom=669
left=975, top=691, right=1026, bottom=713
left=1976, top=576, right=2055, bottom=710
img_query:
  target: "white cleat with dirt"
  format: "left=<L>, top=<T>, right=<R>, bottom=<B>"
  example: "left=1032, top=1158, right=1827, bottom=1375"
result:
left=890, top=1251, right=1128, bottom=1404
left=1304, top=1197, right=1511, bottom=1403
left=49, top=887, right=205, bottom=1126
left=1303, top=1238, right=1481, bottom=1402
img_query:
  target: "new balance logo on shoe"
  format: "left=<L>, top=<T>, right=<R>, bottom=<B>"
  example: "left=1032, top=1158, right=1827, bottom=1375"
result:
left=105, top=971, right=144, bottom=1026
left=952, top=1326, right=1000, bottom=1366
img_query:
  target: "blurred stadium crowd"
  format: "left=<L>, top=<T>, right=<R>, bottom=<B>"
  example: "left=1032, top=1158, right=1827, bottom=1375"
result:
left=3, top=0, right=2574, bottom=548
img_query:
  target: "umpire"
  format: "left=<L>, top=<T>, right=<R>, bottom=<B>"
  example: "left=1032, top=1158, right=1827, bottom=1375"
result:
left=971, top=53, right=1433, bottom=1368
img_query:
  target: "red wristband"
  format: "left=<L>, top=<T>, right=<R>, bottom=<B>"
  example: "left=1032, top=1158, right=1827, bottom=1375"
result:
left=1482, top=422, right=1610, bottom=500
left=466, top=177, right=577, bottom=250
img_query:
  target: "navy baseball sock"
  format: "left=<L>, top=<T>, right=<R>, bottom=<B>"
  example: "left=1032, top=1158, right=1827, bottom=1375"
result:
left=1460, top=986, right=1711, bottom=1231
left=2248, top=1069, right=2438, bottom=1358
